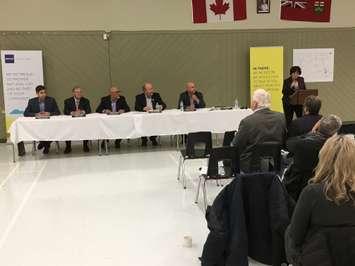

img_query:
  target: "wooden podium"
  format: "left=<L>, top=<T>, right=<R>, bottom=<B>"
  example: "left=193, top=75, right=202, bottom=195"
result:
left=290, top=89, right=318, bottom=105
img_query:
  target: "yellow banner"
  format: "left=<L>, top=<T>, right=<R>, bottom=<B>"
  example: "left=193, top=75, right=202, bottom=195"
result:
left=250, top=47, right=283, bottom=112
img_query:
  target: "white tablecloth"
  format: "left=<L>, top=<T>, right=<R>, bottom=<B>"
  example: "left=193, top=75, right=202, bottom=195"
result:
left=9, top=108, right=253, bottom=143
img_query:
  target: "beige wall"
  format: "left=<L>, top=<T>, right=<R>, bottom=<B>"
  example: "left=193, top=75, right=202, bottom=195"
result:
left=0, top=0, right=354, bottom=31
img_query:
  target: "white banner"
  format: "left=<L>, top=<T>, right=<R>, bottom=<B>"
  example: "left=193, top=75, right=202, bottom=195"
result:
left=1, top=50, right=44, bottom=130
left=293, top=48, right=334, bottom=82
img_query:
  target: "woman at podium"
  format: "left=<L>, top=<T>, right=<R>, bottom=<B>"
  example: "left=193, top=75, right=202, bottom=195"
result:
left=282, top=66, right=306, bottom=127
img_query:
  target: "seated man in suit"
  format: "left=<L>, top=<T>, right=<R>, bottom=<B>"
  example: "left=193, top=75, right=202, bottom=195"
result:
left=231, top=89, right=286, bottom=172
left=18, top=85, right=60, bottom=155
left=178, top=81, right=206, bottom=110
left=135, top=82, right=167, bottom=147
left=288, top=95, right=322, bottom=138
left=63, top=86, right=92, bottom=154
left=284, top=114, right=342, bottom=201
left=96, top=86, right=130, bottom=149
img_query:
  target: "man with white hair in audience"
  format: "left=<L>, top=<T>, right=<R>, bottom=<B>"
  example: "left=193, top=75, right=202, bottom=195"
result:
left=231, top=89, right=287, bottom=172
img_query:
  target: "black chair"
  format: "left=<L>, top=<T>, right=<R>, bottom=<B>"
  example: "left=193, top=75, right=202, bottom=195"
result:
left=340, top=121, right=355, bottom=135
left=195, top=146, right=239, bottom=210
left=222, top=130, right=236, bottom=147
left=177, top=131, right=212, bottom=189
left=251, top=141, right=282, bottom=173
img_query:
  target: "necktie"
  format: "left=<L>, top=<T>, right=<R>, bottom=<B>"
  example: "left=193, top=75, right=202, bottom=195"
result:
left=112, top=101, right=117, bottom=112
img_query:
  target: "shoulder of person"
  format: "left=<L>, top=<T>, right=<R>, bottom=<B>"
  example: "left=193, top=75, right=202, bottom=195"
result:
left=135, top=93, right=144, bottom=98
left=64, top=97, right=72, bottom=102
left=302, top=183, right=324, bottom=197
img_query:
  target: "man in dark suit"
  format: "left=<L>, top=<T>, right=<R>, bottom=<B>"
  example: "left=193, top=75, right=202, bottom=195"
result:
left=177, top=81, right=206, bottom=110
left=288, top=95, right=322, bottom=138
left=135, top=82, right=166, bottom=146
left=282, top=66, right=306, bottom=127
left=231, top=89, right=287, bottom=172
left=284, top=115, right=342, bottom=201
left=18, top=85, right=60, bottom=155
left=96, top=86, right=130, bottom=149
left=63, top=86, right=92, bottom=154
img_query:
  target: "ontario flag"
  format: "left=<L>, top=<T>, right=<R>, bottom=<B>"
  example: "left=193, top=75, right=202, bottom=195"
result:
left=281, top=0, right=332, bottom=22
left=192, top=0, right=247, bottom=24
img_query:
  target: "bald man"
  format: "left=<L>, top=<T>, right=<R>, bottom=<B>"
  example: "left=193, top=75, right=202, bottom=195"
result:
left=135, top=82, right=167, bottom=146
left=177, top=82, right=206, bottom=110
left=96, top=86, right=130, bottom=148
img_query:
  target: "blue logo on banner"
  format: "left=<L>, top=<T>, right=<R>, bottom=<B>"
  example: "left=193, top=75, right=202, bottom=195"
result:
left=5, top=54, right=15, bottom=63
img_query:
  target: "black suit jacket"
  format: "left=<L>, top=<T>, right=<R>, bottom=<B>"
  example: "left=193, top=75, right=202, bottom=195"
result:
left=24, top=96, right=60, bottom=117
left=95, top=95, right=130, bottom=113
left=177, top=91, right=206, bottom=109
left=64, top=97, right=91, bottom=115
left=134, top=92, right=167, bottom=111
left=284, top=132, right=327, bottom=201
left=288, top=114, right=322, bottom=137
left=282, top=77, right=306, bottom=104
left=231, top=108, right=287, bottom=172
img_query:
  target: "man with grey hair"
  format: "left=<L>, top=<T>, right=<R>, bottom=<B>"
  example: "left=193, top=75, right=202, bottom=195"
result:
left=284, top=114, right=342, bottom=201
left=231, top=89, right=287, bottom=172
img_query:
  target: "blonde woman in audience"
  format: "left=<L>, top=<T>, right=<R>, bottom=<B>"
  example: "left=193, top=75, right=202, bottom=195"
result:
left=285, top=134, right=355, bottom=265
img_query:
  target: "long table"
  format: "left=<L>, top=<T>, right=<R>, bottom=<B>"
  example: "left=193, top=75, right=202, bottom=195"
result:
left=9, top=108, right=253, bottom=160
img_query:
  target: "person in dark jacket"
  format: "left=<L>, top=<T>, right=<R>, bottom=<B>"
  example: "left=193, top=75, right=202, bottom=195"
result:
left=285, top=134, right=355, bottom=266
left=18, top=85, right=60, bottom=155
left=282, top=66, right=306, bottom=127
left=63, top=86, right=92, bottom=154
left=135, top=82, right=166, bottom=146
left=201, top=173, right=293, bottom=266
left=96, top=86, right=130, bottom=149
left=177, top=81, right=205, bottom=110
left=231, top=89, right=286, bottom=172
left=288, top=95, right=322, bottom=138
left=284, top=114, right=342, bottom=201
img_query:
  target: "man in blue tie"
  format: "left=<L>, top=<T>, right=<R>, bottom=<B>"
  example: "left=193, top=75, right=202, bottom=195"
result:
left=18, top=85, right=60, bottom=155
left=96, top=86, right=130, bottom=148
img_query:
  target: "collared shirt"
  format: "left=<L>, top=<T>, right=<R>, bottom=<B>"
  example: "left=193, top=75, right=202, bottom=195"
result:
left=39, top=101, right=45, bottom=112
left=253, top=106, right=269, bottom=113
left=189, top=96, right=195, bottom=109
left=146, top=96, right=153, bottom=110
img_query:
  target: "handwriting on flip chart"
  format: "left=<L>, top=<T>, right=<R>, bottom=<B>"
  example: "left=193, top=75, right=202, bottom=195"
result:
left=293, top=48, right=334, bottom=82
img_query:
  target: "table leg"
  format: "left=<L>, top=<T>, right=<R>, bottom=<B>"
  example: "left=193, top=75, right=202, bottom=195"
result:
left=12, top=143, right=16, bottom=163
left=105, top=140, right=109, bottom=155
left=98, top=140, right=102, bottom=156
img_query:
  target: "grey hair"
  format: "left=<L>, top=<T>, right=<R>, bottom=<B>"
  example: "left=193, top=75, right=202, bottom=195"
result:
left=319, top=114, right=342, bottom=137
left=252, top=89, right=271, bottom=108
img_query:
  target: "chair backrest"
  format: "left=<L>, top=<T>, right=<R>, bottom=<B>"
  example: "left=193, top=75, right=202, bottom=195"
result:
left=222, top=130, right=236, bottom=147
left=340, top=121, right=355, bottom=135
left=251, top=141, right=282, bottom=172
left=186, top=131, right=212, bottom=158
left=206, top=146, right=240, bottom=178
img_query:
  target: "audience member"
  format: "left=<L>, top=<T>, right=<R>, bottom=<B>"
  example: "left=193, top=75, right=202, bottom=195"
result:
left=284, top=115, right=342, bottom=201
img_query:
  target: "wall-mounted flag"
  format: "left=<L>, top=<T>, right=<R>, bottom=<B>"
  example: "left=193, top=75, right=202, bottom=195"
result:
left=280, top=0, right=332, bottom=22
left=192, top=0, right=247, bottom=23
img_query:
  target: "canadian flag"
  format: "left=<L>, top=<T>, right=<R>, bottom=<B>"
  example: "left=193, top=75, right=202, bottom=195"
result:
left=192, top=0, right=247, bottom=23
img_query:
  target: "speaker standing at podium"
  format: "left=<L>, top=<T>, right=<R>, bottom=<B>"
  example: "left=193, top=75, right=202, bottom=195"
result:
left=282, top=66, right=306, bottom=127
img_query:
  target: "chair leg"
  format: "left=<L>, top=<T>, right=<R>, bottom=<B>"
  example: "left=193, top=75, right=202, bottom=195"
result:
left=12, top=143, right=16, bottom=163
left=203, top=180, right=208, bottom=212
left=216, top=180, right=220, bottom=186
left=195, top=176, right=202, bottom=204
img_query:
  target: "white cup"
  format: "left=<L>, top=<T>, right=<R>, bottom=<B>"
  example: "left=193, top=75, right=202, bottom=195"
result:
left=183, top=236, right=192, bottom=248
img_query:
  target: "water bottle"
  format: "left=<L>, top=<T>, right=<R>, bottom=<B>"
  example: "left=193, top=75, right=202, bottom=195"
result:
left=218, top=161, right=225, bottom=176
left=156, top=103, right=161, bottom=112
left=180, top=101, right=184, bottom=112
left=234, top=98, right=239, bottom=109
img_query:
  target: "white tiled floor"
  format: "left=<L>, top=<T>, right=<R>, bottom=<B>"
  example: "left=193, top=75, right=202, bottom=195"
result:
left=0, top=141, right=267, bottom=266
